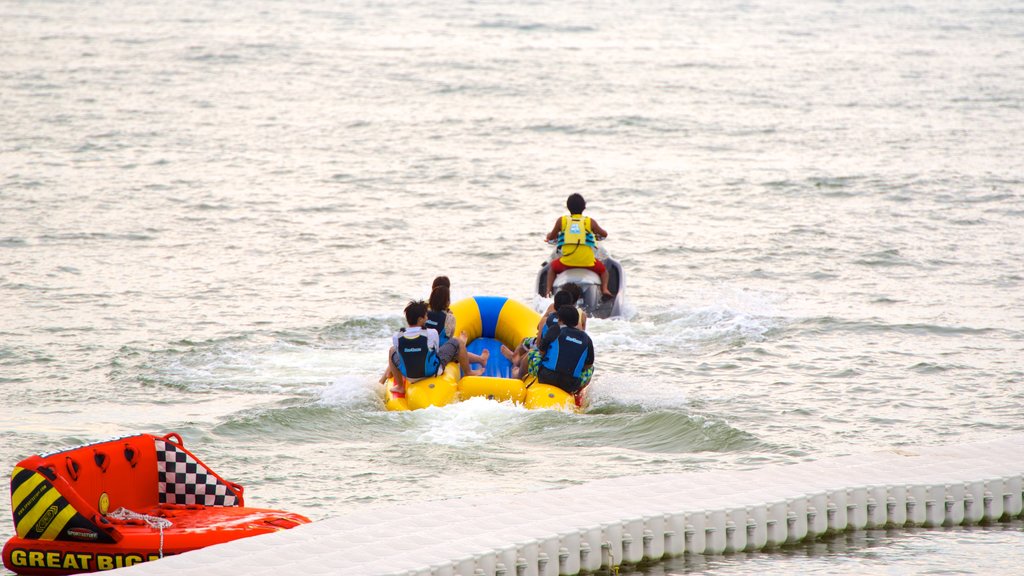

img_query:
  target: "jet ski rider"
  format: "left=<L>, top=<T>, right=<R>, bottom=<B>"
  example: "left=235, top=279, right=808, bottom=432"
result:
left=544, top=193, right=612, bottom=299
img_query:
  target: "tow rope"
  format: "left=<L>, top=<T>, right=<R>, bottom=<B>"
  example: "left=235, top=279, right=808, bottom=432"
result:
left=108, top=507, right=173, bottom=558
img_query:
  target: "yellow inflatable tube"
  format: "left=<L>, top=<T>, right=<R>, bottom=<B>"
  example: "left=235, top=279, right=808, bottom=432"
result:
left=384, top=363, right=459, bottom=411
left=385, top=296, right=583, bottom=412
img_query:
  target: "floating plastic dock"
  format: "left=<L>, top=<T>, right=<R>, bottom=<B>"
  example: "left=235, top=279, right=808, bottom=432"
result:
left=116, top=434, right=1024, bottom=576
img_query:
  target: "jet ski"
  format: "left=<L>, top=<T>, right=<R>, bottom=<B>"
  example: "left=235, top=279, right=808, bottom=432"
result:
left=535, top=243, right=625, bottom=319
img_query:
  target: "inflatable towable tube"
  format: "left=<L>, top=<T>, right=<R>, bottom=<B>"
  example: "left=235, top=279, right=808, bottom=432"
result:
left=384, top=296, right=586, bottom=412
left=2, top=433, right=310, bottom=576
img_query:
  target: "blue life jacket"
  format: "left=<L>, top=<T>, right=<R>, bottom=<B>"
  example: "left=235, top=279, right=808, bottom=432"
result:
left=424, top=310, right=450, bottom=346
left=539, top=326, right=593, bottom=389
left=395, top=332, right=441, bottom=380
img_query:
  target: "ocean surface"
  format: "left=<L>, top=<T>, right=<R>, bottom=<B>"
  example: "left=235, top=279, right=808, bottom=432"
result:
left=2, top=0, right=1022, bottom=574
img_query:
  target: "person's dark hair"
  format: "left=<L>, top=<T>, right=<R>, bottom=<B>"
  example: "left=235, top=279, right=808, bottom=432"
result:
left=562, top=283, right=582, bottom=304
left=404, top=300, right=429, bottom=325
left=553, top=289, right=573, bottom=308
left=428, top=285, right=450, bottom=312
left=431, top=276, right=450, bottom=290
left=566, top=193, right=586, bottom=214
left=557, top=304, right=580, bottom=327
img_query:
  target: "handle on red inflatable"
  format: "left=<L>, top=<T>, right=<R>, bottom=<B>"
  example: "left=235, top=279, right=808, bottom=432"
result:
left=65, top=456, right=80, bottom=481
left=226, top=481, right=245, bottom=498
left=38, top=465, right=57, bottom=481
left=160, top=432, right=184, bottom=447
left=123, top=443, right=139, bottom=468
left=91, top=514, right=125, bottom=542
left=93, top=450, right=109, bottom=472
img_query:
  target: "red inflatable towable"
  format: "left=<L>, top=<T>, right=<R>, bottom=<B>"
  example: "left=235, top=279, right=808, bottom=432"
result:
left=2, top=433, right=310, bottom=575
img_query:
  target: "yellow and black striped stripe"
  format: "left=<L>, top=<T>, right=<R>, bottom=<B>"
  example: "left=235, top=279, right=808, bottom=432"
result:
left=10, top=466, right=95, bottom=542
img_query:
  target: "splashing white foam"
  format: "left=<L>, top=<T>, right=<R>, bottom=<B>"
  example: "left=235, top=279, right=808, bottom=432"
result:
left=587, top=286, right=787, bottom=355
left=160, top=337, right=382, bottom=395
left=319, top=374, right=382, bottom=408
left=584, top=375, right=689, bottom=411
left=404, top=397, right=529, bottom=446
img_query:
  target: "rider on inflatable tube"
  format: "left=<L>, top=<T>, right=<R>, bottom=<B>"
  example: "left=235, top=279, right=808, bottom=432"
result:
left=527, top=305, right=595, bottom=394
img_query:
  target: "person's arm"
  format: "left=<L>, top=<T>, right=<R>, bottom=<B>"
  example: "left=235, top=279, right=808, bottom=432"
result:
left=579, top=309, right=588, bottom=331
left=589, top=218, right=608, bottom=239
left=537, top=307, right=553, bottom=339
left=544, top=217, right=563, bottom=242
left=444, top=312, right=456, bottom=338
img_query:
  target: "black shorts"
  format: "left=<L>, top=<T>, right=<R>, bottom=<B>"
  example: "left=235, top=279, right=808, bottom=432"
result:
left=536, top=366, right=582, bottom=394
left=436, top=339, right=459, bottom=366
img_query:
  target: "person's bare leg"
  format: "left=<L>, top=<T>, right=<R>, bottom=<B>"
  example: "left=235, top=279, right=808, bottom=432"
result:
left=500, top=344, right=515, bottom=361
left=379, top=347, right=395, bottom=384
left=457, top=341, right=486, bottom=376
left=508, top=341, right=532, bottom=377
left=468, top=348, right=490, bottom=365
left=545, top=269, right=556, bottom=297
left=516, top=353, right=531, bottom=381
left=600, top=270, right=612, bottom=298
left=452, top=332, right=486, bottom=376
left=388, top=357, right=406, bottom=394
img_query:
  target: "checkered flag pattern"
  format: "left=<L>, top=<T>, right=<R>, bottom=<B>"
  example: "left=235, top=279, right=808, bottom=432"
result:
left=155, top=439, right=239, bottom=507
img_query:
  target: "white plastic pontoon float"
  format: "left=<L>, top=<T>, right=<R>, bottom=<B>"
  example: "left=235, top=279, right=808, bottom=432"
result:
left=112, top=434, right=1024, bottom=576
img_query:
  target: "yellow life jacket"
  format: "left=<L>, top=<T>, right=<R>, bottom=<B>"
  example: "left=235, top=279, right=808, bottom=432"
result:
left=557, top=214, right=597, bottom=267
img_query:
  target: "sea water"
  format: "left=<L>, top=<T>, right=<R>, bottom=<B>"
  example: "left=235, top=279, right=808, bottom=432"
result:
left=1, top=0, right=1022, bottom=574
